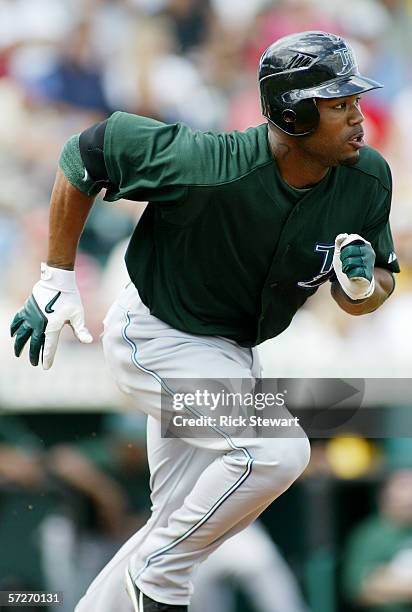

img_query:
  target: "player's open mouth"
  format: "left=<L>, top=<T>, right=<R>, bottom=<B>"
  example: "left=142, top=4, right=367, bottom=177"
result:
left=347, top=132, right=365, bottom=150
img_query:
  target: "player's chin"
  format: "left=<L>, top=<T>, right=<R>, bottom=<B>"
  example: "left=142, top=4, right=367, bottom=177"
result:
left=339, top=151, right=361, bottom=167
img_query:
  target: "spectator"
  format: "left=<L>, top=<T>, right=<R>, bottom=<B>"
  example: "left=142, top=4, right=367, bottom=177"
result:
left=343, top=470, right=412, bottom=611
left=27, top=20, right=112, bottom=114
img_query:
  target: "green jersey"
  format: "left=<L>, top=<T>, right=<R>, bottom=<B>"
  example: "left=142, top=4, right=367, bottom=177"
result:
left=343, top=515, right=412, bottom=612
left=87, top=112, right=400, bottom=346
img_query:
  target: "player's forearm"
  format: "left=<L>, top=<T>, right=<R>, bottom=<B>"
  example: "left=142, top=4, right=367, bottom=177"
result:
left=359, top=566, right=412, bottom=605
left=331, top=267, right=395, bottom=315
left=47, top=169, right=96, bottom=270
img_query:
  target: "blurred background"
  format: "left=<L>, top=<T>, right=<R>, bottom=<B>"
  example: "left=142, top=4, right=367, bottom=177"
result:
left=1, top=0, right=412, bottom=611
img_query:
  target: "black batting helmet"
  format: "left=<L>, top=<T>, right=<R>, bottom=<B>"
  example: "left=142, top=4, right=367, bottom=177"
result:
left=259, top=31, right=382, bottom=136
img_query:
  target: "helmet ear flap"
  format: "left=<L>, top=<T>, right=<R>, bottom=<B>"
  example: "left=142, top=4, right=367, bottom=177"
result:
left=260, top=76, right=320, bottom=135
left=293, top=98, right=320, bottom=134
left=277, top=99, right=319, bottom=135
left=281, top=109, right=297, bottom=124
left=276, top=99, right=319, bottom=135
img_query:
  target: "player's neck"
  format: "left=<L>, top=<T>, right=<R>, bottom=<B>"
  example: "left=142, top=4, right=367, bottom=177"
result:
left=268, top=128, right=329, bottom=189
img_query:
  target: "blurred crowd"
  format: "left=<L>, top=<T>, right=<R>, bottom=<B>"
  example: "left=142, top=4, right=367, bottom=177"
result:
left=1, top=1, right=412, bottom=611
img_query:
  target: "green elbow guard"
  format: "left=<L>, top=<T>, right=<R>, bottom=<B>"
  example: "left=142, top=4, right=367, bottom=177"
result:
left=59, top=134, right=102, bottom=197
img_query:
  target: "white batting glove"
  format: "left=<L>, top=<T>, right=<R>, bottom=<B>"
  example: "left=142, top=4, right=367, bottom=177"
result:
left=11, top=263, right=93, bottom=370
left=333, top=233, right=376, bottom=301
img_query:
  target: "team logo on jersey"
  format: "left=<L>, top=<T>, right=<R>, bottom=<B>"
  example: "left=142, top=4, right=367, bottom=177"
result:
left=333, top=47, right=356, bottom=75
left=297, top=243, right=335, bottom=289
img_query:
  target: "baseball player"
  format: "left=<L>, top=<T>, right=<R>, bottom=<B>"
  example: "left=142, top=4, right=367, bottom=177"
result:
left=11, top=31, right=399, bottom=612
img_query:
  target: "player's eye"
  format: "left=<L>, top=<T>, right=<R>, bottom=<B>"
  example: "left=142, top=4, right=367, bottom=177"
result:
left=334, top=97, right=362, bottom=110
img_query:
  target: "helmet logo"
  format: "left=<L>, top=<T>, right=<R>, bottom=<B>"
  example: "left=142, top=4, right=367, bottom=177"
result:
left=333, top=47, right=356, bottom=75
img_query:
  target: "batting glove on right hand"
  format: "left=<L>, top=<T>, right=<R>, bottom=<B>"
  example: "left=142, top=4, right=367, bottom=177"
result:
left=10, top=263, right=93, bottom=369
left=333, top=233, right=376, bottom=301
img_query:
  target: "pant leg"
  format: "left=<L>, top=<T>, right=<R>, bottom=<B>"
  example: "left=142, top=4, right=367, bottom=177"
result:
left=75, top=416, right=217, bottom=612
left=132, top=434, right=309, bottom=605
left=77, top=286, right=310, bottom=608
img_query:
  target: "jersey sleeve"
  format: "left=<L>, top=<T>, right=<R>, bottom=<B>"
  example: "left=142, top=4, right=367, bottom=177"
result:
left=361, top=173, right=400, bottom=274
left=365, top=216, right=399, bottom=273
left=102, top=112, right=202, bottom=203
left=102, top=112, right=267, bottom=204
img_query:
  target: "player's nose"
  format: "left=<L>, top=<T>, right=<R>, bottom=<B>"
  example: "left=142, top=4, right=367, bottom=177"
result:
left=348, top=103, right=365, bottom=125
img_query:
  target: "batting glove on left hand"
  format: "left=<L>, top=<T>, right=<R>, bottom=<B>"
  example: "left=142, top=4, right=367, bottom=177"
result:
left=10, top=263, right=93, bottom=369
left=333, top=233, right=376, bottom=301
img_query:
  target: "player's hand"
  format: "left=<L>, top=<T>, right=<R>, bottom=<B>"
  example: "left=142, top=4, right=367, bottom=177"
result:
left=10, top=263, right=93, bottom=369
left=333, top=233, right=376, bottom=301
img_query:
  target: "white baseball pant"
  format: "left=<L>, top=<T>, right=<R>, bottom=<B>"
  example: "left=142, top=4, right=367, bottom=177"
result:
left=75, top=283, right=310, bottom=610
